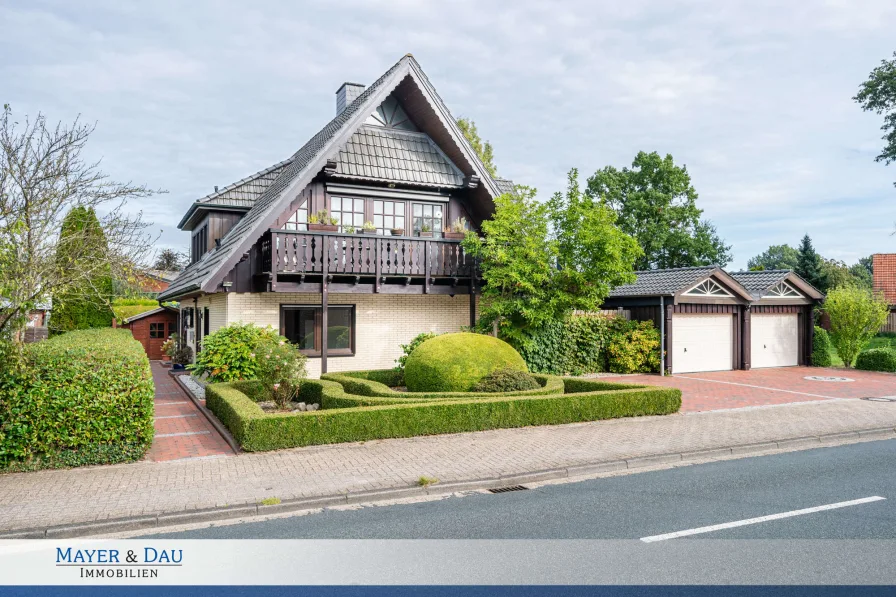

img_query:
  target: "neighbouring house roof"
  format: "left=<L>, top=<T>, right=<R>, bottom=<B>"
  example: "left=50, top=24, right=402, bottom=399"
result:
left=729, top=270, right=824, bottom=301
left=335, top=126, right=463, bottom=187
left=122, top=305, right=178, bottom=325
left=873, top=253, right=896, bottom=304
left=160, top=54, right=505, bottom=302
left=494, top=177, right=515, bottom=195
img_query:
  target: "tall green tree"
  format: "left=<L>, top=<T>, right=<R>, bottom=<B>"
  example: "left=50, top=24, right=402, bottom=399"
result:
left=463, top=171, right=640, bottom=347
left=747, top=244, right=800, bottom=271
left=586, top=151, right=731, bottom=270
left=854, top=52, right=896, bottom=187
left=50, top=207, right=114, bottom=334
left=457, top=118, right=497, bottom=177
left=850, top=255, right=874, bottom=289
left=825, top=285, right=889, bottom=367
left=795, top=234, right=826, bottom=292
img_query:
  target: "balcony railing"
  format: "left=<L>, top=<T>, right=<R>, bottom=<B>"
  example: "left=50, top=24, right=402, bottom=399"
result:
left=260, top=230, right=473, bottom=279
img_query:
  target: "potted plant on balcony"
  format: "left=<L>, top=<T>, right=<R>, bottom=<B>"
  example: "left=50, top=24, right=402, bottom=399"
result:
left=361, top=221, right=377, bottom=234
left=390, top=226, right=404, bottom=236
left=443, top=217, right=468, bottom=240
left=419, top=223, right=433, bottom=238
left=308, top=210, right=338, bottom=232
left=344, top=225, right=356, bottom=234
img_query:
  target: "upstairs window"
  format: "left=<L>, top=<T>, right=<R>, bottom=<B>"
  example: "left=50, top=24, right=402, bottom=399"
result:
left=373, top=200, right=406, bottom=234
left=412, top=203, right=443, bottom=237
left=331, top=197, right=365, bottom=231
left=191, top=225, right=208, bottom=263
left=283, top=200, right=308, bottom=231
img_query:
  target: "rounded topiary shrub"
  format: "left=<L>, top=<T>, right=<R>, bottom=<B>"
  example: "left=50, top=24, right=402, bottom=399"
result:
left=404, top=332, right=528, bottom=392
left=470, top=367, right=540, bottom=393
left=855, top=347, right=896, bottom=372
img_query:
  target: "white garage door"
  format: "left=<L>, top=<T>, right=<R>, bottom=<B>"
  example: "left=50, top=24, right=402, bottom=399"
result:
left=672, top=314, right=733, bottom=374
left=751, top=314, right=798, bottom=369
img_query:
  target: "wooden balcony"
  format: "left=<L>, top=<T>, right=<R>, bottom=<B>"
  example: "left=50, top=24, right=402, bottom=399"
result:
left=258, top=230, right=475, bottom=294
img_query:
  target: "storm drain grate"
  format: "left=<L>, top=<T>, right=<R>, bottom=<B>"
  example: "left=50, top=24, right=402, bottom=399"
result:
left=861, top=396, right=896, bottom=403
left=488, top=485, right=529, bottom=494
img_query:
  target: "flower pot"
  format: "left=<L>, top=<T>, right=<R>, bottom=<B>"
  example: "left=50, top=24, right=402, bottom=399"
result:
left=309, top=223, right=338, bottom=232
left=172, top=363, right=185, bottom=371
left=443, top=232, right=466, bottom=240
left=361, top=229, right=377, bottom=234
left=419, top=231, right=433, bottom=238
left=390, top=228, right=404, bottom=236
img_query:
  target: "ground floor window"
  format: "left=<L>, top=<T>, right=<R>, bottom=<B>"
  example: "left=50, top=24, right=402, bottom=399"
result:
left=281, top=305, right=355, bottom=357
left=149, top=322, right=166, bottom=338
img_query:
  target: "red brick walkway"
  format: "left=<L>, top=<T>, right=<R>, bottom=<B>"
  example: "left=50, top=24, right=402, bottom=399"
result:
left=147, top=362, right=235, bottom=462
left=616, top=366, right=896, bottom=413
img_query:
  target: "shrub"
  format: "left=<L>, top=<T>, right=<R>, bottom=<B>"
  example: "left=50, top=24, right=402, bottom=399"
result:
left=812, top=326, right=833, bottom=367
left=855, top=348, right=896, bottom=372
left=0, top=328, right=154, bottom=470
left=206, top=376, right=682, bottom=451
left=825, top=285, right=890, bottom=367
left=173, top=344, right=193, bottom=366
left=404, top=332, right=528, bottom=392
left=470, top=368, right=540, bottom=392
left=394, top=331, right=439, bottom=378
left=605, top=318, right=661, bottom=374
left=255, top=336, right=308, bottom=408
left=189, top=322, right=280, bottom=382
left=518, top=314, right=611, bottom=375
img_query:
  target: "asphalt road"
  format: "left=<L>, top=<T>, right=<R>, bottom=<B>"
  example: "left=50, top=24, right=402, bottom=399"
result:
left=144, top=439, right=896, bottom=540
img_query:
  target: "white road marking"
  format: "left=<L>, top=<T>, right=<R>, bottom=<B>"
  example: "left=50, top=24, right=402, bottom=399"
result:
left=675, top=375, right=838, bottom=400
left=640, top=496, right=886, bottom=542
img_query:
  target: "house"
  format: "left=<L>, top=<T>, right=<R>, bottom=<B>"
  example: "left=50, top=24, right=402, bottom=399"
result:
left=602, top=266, right=824, bottom=373
left=135, top=270, right=180, bottom=297
left=872, top=253, right=896, bottom=332
left=158, top=55, right=510, bottom=376
left=120, top=306, right=179, bottom=360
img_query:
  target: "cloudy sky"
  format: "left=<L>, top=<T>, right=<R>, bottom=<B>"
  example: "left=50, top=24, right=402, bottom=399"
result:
left=3, top=0, right=895, bottom=269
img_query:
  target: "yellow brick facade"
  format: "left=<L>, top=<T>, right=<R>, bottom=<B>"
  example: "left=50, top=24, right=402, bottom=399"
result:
left=224, top=292, right=472, bottom=377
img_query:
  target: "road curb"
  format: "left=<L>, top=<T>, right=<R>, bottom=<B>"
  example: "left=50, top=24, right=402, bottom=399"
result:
left=2, top=425, right=894, bottom=539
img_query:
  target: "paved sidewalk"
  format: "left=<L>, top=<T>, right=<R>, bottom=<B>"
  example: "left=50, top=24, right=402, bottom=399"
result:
left=2, top=398, right=896, bottom=534
left=147, top=362, right=234, bottom=462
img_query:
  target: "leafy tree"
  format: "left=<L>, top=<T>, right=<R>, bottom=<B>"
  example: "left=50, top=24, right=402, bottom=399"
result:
left=547, top=169, right=641, bottom=314
left=587, top=151, right=731, bottom=270
left=854, top=52, right=896, bottom=187
left=825, top=285, right=889, bottom=367
left=463, top=186, right=555, bottom=346
left=0, top=105, right=155, bottom=339
left=850, top=256, right=874, bottom=289
left=50, top=207, right=114, bottom=334
left=153, top=248, right=185, bottom=272
left=747, top=244, right=799, bottom=271
left=463, top=171, right=640, bottom=347
left=795, top=234, right=826, bottom=291
left=457, top=118, right=497, bottom=177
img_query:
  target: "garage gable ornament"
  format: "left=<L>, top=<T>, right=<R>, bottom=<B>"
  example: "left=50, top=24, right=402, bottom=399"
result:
left=683, top=279, right=733, bottom=298
left=764, top=281, right=802, bottom=299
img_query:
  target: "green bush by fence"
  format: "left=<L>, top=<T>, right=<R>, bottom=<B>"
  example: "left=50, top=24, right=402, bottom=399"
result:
left=518, top=315, right=661, bottom=375
left=812, top=326, right=833, bottom=367
left=0, top=329, right=154, bottom=471
left=854, top=347, right=896, bottom=372
left=206, top=375, right=682, bottom=452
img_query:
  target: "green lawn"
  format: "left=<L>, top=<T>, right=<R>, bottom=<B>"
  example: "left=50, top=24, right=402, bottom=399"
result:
left=827, top=334, right=896, bottom=367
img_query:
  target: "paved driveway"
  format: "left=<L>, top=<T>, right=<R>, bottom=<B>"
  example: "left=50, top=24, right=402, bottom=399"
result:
left=613, top=367, right=896, bottom=413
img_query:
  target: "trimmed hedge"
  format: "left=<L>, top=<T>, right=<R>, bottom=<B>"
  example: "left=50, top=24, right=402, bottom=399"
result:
left=812, top=326, right=833, bottom=367
left=855, top=348, right=896, bottom=372
left=0, top=329, right=154, bottom=471
left=470, top=368, right=540, bottom=392
left=206, top=375, right=682, bottom=452
left=404, top=333, right=527, bottom=392
left=321, top=369, right=564, bottom=400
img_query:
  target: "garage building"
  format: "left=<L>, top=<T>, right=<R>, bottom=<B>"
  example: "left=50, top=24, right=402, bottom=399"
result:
left=603, top=267, right=823, bottom=374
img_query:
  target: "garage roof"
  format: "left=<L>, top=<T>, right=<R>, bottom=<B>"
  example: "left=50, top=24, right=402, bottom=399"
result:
left=729, top=270, right=824, bottom=300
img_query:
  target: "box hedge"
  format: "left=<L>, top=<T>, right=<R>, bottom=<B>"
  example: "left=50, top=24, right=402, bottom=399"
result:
left=0, top=328, right=154, bottom=471
left=206, top=374, right=682, bottom=452
left=855, top=347, right=896, bottom=372
left=812, top=326, right=833, bottom=367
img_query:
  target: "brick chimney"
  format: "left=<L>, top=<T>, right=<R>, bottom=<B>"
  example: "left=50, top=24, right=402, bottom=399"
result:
left=336, top=82, right=365, bottom=115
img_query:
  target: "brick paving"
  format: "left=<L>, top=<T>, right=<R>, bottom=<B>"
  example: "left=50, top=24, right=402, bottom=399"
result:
left=615, top=367, right=896, bottom=412
left=146, top=362, right=234, bottom=462
left=2, top=396, right=896, bottom=533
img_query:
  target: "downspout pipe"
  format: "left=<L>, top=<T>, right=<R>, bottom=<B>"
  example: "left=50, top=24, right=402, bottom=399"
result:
left=659, top=296, right=665, bottom=377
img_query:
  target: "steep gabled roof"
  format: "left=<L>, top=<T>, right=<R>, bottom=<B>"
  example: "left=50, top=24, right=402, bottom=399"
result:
left=730, top=270, right=824, bottom=300
left=160, top=55, right=504, bottom=301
